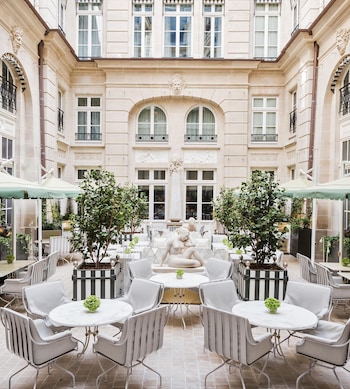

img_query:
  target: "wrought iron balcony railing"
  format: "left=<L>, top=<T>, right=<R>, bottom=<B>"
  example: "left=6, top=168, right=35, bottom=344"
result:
left=251, top=133, right=278, bottom=142
left=75, top=132, right=102, bottom=141
left=184, top=134, right=217, bottom=142
left=136, top=133, right=168, bottom=142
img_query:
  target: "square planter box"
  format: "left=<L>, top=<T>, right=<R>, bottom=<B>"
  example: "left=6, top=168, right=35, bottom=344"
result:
left=72, top=266, right=122, bottom=301
left=237, top=262, right=288, bottom=301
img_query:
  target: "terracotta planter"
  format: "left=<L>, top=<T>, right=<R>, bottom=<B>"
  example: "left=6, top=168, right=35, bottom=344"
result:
left=237, top=262, right=288, bottom=301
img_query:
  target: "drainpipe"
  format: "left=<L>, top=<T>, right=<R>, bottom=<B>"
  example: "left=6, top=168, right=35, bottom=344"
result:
left=38, top=40, right=46, bottom=173
left=38, top=40, right=45, bottom=261
left=309, top=42, right=319, bottom=264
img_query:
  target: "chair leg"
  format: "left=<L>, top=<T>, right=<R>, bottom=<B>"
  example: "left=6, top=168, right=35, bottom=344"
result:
left=9, top=362, right=30, bottom=389
left=53, top=361, right=76, bottom=388
left=204, top=359, right=229, bottom=388
left=139, top=359, right=162, bottom=387
left=296, top=360, right=317, bottom=389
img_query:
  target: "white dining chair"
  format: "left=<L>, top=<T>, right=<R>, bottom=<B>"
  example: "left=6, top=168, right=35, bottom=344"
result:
left=111, top=278, right=164, bottom=333
left=199, top=279, right=241, bottom=312
left=284, top=280, right=332, bottom=320
left=202, top=305, right=273, bottom=388
left=127, top=258, right=155, bottom=279
left=315, top=263, right=350, bottom=314
left=22, top=280, right=71, bottom=332
left=297, top=253, right=317, bottom=283
left=44, top=250, right=60, bottom=280
left=94, top=305, right=168, bottom=388
left=0, top=259, right=47, bottom=307
left=296, top=318, right=350, bottom=389
left=202, top=257, right=233, bottom=281
left=1, top=306, right=78, bottom=389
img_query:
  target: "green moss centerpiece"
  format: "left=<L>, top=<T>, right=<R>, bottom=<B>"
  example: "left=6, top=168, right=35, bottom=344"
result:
left=264, top=297, right=281, bottom=313
left=176, top=269, right=184, bottom=279
left=83, top=295, right=101, bottom=312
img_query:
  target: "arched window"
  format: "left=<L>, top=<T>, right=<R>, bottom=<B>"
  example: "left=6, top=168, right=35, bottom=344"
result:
left=137, top=106, right=167, bottom=142
left=185, top=107, right=216, bottom=142
left=340, top=70, right=350, bottom=116
left=1, top=61, right=16, bottom=113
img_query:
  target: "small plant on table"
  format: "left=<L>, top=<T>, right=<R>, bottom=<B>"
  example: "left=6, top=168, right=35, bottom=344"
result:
left=264, top=297, right=281, bottom=313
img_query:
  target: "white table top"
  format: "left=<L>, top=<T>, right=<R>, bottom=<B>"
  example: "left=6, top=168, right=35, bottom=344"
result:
left=150, top=273, right=209, bottom=288
left=318, top=262, right=350, bottom=272
left=49, top=299, right=133, bottom=328
left=232, top=301, right=318, bottom=331
left=0, top=260, right=35, bottom=278
left=338, top=271, right=350, bottom=281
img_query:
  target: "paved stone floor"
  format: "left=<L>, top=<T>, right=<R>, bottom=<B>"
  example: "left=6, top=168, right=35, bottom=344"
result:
left=0, top=254, right=350, bottom=388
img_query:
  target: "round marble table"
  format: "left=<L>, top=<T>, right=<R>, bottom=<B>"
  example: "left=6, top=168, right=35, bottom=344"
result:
left=49, top=299, right=132, bottom=355
left=150, top=273, right=209, bottom=329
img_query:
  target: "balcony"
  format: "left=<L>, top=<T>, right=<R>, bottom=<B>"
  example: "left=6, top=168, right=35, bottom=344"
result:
left=251, top=134, right=278, bottom=142
left=136, top=133, right=168, bottom=142
left=75, top=132, right=102, bottom=141
left=0, top=76, right=17, bottom=113
left=289, top=109, right=297, bottom=133
left=339, top=83, right=350, bottom=116
left=184, top=134, right=217, bottom=142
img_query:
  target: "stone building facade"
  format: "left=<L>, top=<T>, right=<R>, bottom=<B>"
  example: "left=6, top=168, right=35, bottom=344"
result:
left=0, top=0, right=350, bottom=258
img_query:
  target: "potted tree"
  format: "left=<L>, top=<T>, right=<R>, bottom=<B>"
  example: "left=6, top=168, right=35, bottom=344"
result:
left=69, top=169, right=147, bottom=300
left=213, top=170, right=288, bottom=300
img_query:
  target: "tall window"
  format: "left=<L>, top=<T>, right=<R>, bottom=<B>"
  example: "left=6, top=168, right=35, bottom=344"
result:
left=290, top=90, right=297, bottom=133
left=137, top=170, right=166, bottom=220
left=77, top=1, right=102, bottom=58
left=76, top=97, right=102, bottom=141
left=185, top=107, right=216, bottom=142
left=136, top=106, right=167, bottom=142
left=58, top=90, right=64, bottom=133
left=58, top=0, right=66, bottom=32
left=1, top=61, right=16, bottom=113
left=291, top=0, right=299, bottom=34
left=252, top=97, right=278, bottom=142
left=254, top=1, right=280, bottom=59
left=185, top=170, right=214, bottom=220
left=203, top=3, right=223, bottom=58
left=133, top=3, right=153, bottom=57
left=340, top=70, right=350, bottom=116
left=164, top=3, right=192, bottom=58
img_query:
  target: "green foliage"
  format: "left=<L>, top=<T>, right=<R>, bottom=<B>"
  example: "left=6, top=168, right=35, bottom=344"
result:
left=176, top=269, right=184, bottom=278
left=212, top=170, right=287, bottom=265
left=264, top=297, right=281, bottom=313
left=69, top=169, right=147, bottom=265
left=83, top=295, right=101, bottom=312
left=16, top=233, right=31, bottom=254
left=341, top=257, right=350, bottom=267
left=289, top=198, right=312, bottom=234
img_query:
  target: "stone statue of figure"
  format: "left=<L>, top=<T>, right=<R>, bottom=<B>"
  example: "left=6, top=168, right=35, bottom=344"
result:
left=160, top=227, right=205, bottom=268
left=182, top=217, right=197, bottom=232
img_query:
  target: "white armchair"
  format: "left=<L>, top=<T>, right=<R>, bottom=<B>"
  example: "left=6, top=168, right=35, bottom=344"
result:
left=202, top=305, right=273, bottom=388
left=203, top=258, right=233, bottom=281
left=22, top=280, right=71, bottom=332
left=94, top=305, right=168, bottom=388
left=1, top=307, right=78, bottom=389
left=296, top=318, right=350, bottom=389
left=315, top=263, right=350, bottom=314
left=284, top=280, right=332, bottom=320
left=127, top=258, right=155, bottom=279
left=297, top=253, right=317, bottom=283
left=44, top=250, right=60, bottom=280
left=0, top=259, right=47, bottom=307
left=199, top=279, right=241, bottom=312
left=111, top=278, right=164, bottom=333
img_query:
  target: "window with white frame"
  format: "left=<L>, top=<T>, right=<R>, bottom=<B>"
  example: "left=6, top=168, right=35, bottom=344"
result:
left=59, top=0, right=67, bottom=32
left=1, top=61, right=16, bottom=113
left=185, top=107, right=216, bottom=142
left=203, top=3, right=223, bottom=58
left=164, top=2, right=192, bottom=58
left=291, top=0, right=299, bottom=34
left=77, top=0, right=102, bottom=58
left=252, top=97, right=278, bottom=142
left=77, top=168, right=100, bottom=180
left=185, top=170, right=214, bottom=220
left=76, top=97, right=102, bottom=141
left=137, top=170, right=166, bottom=220
left=290, top=90, right=297, bottom=133
left=133, top=3, right=153, bottom=57
left=254, top=1, right=280, bottom=60
left=136, top=106, right=168, bottom=142
left=340, top=70, right=350, bottom=116
left=58, top=90, right=64, bottom=133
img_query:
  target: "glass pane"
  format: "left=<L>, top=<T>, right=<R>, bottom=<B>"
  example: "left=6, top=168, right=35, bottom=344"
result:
left=186, top=171, right=198, bottom=180
left=253, top=98, right=263, bottom=108
left=255, top=16, right=265, bottom=30
left=154, top=107, right=166, bottom=123
left=202, top=186, right=213, bottom=202
left=154, top=204, right=165, bottom=219
left=78, top=112, right=87, bottom=125
left=253, top=112, right=263, bottom=126
left=138, top=185, right=149, bottom=200
left=266, top=112, right=276, bottom=126
left=202, top=171, right=214, bottom=180
left=91, top=112, right=100, bottom=126
left=78, top=98, right=87, bottom=107
left=138, top=170, right=149, bottom=180
left=186, top=204, right=197, bottom=219
left=154, top=170, right=165, bottom=180
left=79, top=15, right=88, bottom=29
left=154, top=186, right=165, bottom=202
left=267, top=98, right=276, bottom=107
left=202, top=203, right=213, bottom=220
left=91, top=98, right=100, bottom=107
